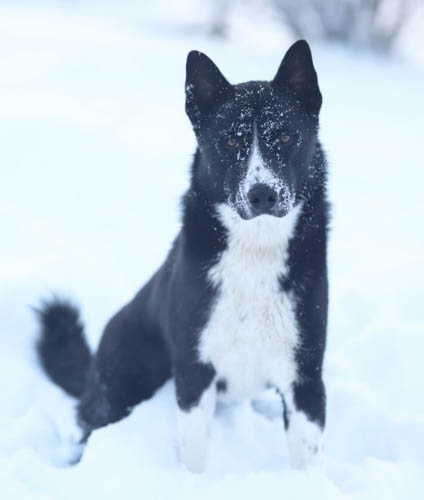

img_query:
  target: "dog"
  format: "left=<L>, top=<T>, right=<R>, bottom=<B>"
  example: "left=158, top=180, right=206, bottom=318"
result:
left=37, top=40, right=329, bottom=473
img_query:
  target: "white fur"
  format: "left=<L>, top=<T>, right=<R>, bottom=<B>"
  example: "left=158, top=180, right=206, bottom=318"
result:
left=284, top=391, right=324, bottom=469
left=198, top=203, right=303, bottom=402
left=177, top=382, right=216, bottom=473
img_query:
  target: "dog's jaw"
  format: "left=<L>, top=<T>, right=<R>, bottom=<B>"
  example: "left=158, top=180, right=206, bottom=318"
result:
left=216, top=202, right=303, bottom=250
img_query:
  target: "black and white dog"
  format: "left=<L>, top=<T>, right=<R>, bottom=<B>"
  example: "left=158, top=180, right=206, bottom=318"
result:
left=37, top=40, right=329, bottom=473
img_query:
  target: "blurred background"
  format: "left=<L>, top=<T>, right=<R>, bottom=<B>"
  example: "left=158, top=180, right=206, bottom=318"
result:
left=0, top=1, right=423, bottom=499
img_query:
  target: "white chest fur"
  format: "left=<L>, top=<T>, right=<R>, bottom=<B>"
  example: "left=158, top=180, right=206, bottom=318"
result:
left=198, top=203, right=303, bottom=401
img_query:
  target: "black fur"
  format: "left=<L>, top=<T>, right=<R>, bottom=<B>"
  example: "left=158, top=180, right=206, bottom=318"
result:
left=36, top=299, right=91, bottom=398
left=36, top=40, right=329, bottom=465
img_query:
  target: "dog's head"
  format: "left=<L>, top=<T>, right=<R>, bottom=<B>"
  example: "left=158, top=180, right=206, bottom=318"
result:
left=185, top=40, right=322, bottom=221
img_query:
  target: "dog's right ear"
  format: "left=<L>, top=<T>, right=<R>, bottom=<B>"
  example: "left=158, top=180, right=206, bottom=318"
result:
left=185, top=51, right=232, bottom=125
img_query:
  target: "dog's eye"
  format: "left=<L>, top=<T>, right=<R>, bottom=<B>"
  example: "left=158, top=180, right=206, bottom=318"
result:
left=280, top=133, right=291, bottom=144
left=227, top=137, right=238, bottom=147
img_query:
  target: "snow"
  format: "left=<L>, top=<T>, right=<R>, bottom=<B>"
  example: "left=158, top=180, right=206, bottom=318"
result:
left=1, top=1, right=424, bottom=499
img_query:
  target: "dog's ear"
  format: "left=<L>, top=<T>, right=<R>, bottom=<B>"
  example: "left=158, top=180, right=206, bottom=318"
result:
left=185, top=51, right=232, bottom=124
left=273, top=40, right=322, bottom=114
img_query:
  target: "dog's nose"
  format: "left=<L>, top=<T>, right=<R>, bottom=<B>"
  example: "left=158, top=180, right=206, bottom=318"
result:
left=247, top=183, right=278, bottom=215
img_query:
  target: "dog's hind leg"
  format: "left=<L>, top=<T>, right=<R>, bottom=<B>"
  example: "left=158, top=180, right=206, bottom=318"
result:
left=73, top=302, right=172, bottom=462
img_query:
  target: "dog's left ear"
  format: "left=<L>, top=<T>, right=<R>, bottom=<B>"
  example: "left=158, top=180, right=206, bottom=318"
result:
left=273, top=40, right=322, bottom=115
left=185, top=51, right=232, bottom=125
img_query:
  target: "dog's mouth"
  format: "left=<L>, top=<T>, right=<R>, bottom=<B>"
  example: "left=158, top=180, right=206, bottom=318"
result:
left=238, top=206, right=289, bottom=220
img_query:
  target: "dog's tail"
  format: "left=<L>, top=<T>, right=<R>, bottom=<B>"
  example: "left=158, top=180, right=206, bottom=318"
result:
left=35, top=298, right=92, bottom=399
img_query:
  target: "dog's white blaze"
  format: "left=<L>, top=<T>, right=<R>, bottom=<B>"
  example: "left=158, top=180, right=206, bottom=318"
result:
left=198, top=203, right=303, bottom=402
left=235, top=127, right=294, bottom=216
left=243, top=129, right=281, bottom=193
left=177, top=382, right=216, bottom=473
left=284, top=392, right=324, bottom=469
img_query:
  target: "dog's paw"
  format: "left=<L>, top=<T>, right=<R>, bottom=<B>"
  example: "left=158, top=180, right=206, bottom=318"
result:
left=52, top=435, right=85, bottom=467
left=177, top=406, right=209, bottom=473
left=251, top=392, right=282, bottom=420
left=38, top=412, right=88, bottom=467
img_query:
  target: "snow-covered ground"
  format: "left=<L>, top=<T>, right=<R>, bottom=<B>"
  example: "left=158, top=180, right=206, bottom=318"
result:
left=1, top=1, right=424, bottom=499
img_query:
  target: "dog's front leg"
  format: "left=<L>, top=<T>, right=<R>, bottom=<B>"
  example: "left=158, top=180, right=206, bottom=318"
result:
left=175, top=362, right=216, bottom=473
left=281, top=379, right=325, bottom=469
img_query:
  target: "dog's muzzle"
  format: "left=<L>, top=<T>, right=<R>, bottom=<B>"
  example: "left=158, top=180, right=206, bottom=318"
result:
left=247, top=183, right=289, bottom=218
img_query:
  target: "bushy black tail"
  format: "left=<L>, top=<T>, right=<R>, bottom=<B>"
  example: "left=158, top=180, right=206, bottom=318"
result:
left=36, top=298, right=92, bottom=398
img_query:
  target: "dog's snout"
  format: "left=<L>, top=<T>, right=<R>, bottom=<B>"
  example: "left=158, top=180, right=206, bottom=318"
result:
left=247, top=183, right=278, bottom=215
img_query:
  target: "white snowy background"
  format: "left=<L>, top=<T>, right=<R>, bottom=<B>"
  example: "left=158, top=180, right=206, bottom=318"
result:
left=1, top=1, right=424, bottom=498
